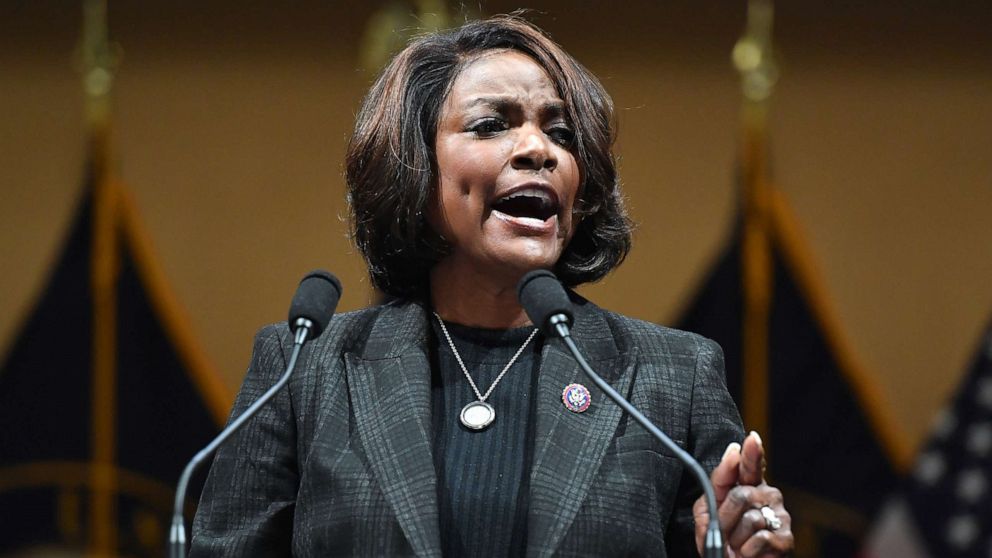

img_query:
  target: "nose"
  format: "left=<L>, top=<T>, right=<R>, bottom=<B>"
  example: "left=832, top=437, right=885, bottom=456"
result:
left=511, top=126, right=557, bottom=172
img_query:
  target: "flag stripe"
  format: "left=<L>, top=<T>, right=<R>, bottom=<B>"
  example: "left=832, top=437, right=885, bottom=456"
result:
left=864, top=499, right=933, bottom=558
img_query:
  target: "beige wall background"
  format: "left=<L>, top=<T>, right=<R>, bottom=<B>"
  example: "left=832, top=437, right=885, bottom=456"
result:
left=2, top=1, right=990, bottom=460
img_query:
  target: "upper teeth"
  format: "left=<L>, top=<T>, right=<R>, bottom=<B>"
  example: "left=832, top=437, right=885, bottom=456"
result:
left=502, top=188, right=552, bottom=202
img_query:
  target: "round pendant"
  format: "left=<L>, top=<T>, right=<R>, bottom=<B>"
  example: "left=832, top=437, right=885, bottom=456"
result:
left=460, top=401, right=495, bottom=430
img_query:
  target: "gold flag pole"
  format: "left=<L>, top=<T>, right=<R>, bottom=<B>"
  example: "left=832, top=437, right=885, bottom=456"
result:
left=733, top=0, right=778, bottom=446
left=80, top=0, right=121, bottom=554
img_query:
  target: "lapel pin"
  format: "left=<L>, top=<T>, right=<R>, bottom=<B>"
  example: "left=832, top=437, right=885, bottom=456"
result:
left=562, top=383, right=591, bottom=413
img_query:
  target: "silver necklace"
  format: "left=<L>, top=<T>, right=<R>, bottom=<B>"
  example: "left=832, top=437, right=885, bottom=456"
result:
left=432, top=312, right=538, bottom=431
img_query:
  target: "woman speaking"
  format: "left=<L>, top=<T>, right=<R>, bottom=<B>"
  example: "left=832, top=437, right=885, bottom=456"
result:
left=191, top=15, right=794, bottom=557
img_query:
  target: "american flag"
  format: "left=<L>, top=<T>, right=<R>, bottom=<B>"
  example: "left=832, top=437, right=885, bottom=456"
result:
left=866, top=318, right=992, bottom=558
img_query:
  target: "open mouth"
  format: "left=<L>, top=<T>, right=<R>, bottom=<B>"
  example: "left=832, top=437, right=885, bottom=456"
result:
left=491, top=188, right=559, bottom=221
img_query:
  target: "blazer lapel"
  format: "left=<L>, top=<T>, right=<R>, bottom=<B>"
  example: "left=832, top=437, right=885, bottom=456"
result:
left=345, top=301, right=441, bottom=558
left=527, top=300, right=637, bottom=558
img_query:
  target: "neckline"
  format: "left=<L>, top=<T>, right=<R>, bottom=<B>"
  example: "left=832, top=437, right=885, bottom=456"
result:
left=432, top=317, right=537, bottom=342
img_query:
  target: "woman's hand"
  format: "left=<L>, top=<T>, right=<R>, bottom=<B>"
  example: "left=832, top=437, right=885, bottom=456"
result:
left=693, top=432, right=794, bottom=557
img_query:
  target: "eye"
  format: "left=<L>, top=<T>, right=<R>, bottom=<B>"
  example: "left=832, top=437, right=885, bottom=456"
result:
left=467, top=118, right=508, bottom=137
left=546, top=125, right=575, bottom=148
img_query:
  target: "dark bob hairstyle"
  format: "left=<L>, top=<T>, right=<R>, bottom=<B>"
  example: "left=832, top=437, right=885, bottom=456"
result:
left=346, top=14, right=632, bottom=298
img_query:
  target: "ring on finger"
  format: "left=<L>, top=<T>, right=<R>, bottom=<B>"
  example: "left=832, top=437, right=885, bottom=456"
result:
left=759, top=505, right=782, bottom=531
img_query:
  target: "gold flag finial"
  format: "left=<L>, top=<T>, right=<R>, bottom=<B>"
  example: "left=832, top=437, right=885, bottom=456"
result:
left=732, top=0, right=778, bottom=102
left=359, top=0, right=482, bottom=72
left=79, top=0, right=120, bottom=127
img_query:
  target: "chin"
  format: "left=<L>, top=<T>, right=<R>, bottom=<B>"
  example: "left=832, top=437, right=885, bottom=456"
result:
left=494, top=243, right=562, bottom=276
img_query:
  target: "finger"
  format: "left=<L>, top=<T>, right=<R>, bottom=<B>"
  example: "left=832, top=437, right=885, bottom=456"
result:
left=738, top=517, right=793, bottom=558
left=755, top=485, right=784, bottom=508
left=738, top=529, right=775, bottom=558
left=718, top=485, right=786, bottom=546
left=717, top=485, right=756, bottom=532
left=727, top=491, right=791, bottom=557
left=692, top=494, right=708, bottom=553
left=711, top=442, right=742, bottom=503
left=727, top=507, right=766, bottom=549
left=738, top=431, right=764, bottom=486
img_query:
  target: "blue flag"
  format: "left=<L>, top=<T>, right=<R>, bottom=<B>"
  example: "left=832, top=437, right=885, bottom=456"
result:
left=677, top=196, right=905, bottom=557
left=0, top=173, right=228, bottom=557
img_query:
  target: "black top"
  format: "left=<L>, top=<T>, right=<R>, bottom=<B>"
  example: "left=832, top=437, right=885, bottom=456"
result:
left=429, top=319, right=542, bottom=558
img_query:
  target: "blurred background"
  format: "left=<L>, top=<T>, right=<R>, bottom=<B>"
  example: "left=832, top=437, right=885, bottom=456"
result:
left=1, top=1, right=990, bottom=556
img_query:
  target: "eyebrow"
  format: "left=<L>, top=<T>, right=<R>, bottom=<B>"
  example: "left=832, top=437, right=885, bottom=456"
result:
left=462, top=95, right=566, bottom=116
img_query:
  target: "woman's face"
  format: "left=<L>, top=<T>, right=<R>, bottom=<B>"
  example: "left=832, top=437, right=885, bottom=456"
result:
left=429, top=50, right=581, bottom=285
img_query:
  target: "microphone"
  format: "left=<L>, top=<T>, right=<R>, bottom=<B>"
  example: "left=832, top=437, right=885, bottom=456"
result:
left=288, top=270, right=341, bottom=339
left=168, top=270, right=342, bottom=558
left=517, top=270, right=573, bottom=339
left=516, top=270, right=724, bottom=558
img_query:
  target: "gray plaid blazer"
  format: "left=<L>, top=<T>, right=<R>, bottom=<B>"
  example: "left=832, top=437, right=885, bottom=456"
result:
left=190, top=295, right=743, bottom=557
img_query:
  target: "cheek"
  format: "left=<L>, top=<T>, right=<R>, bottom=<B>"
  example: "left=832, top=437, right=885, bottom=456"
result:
left=562, top=157, right=582, bottom=206
left=562, top=156, right=583, bottom=238
left=437, top=176, right=476, bottom=217
left=438, top=161, right=481, bottom=203
left=427, top=175, right=479, bottom=239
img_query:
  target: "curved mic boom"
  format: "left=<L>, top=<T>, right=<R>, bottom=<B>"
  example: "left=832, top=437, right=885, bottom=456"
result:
left=168, top=270, right=342, bottom=557
left=516, top=269, right=724, bottom=558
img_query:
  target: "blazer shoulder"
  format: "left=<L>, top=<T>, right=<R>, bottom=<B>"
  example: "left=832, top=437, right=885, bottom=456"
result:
left=248, top=297, right=432, bottom=386
left=251, top=303, right=390, bottom=359
left=599, top=308, right=723, bottom=360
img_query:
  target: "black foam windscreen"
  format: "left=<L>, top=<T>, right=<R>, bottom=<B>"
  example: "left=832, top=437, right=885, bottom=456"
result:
left=288, top=270, right=342, bottom=337
left=517, top=270, right=573, bottom=337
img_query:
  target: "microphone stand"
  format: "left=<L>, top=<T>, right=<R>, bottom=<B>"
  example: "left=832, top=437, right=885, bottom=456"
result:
left=549, top=317, right=725, bottom=558
left=168, top=318, right=313, bottom=558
